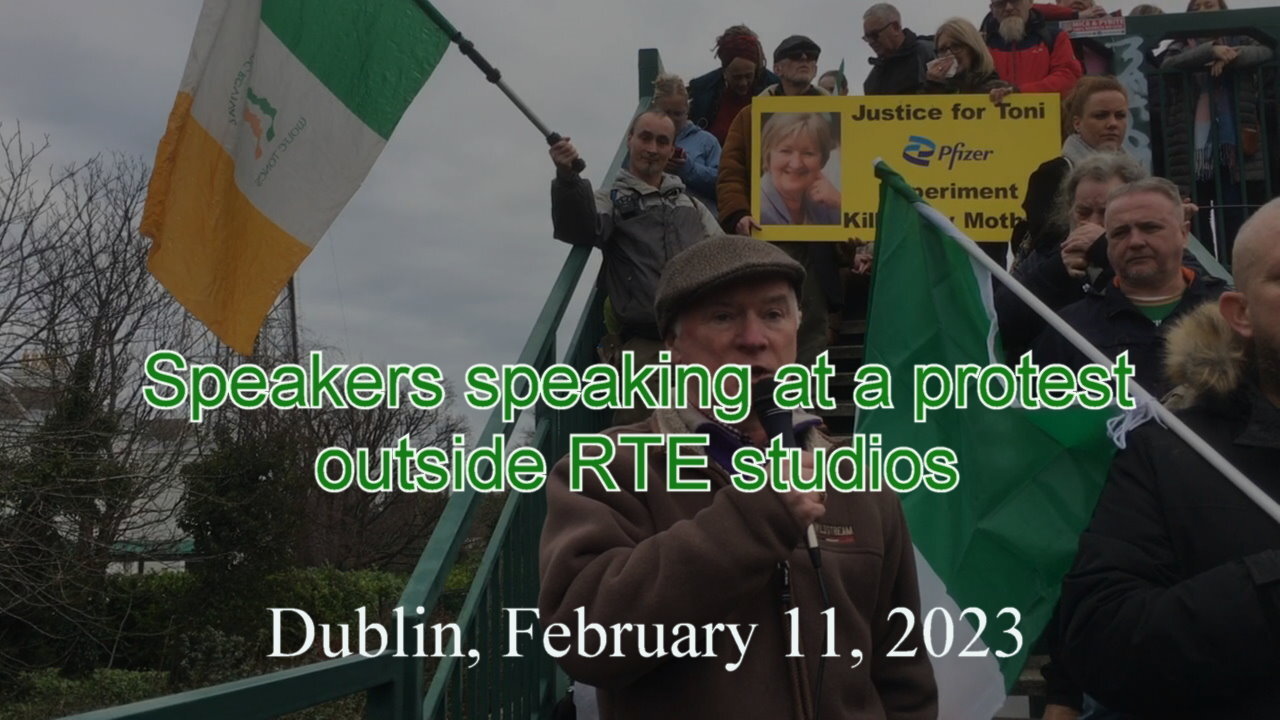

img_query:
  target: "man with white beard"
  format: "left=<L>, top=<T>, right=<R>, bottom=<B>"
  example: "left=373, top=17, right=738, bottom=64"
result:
left=981, top=0, right=1081, bottom=104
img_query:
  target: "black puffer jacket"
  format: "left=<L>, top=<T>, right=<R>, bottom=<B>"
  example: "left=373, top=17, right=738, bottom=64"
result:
left=1057, top=304, right=1280, bottom=718
left=864, top=29, right=935, bottom=95
left=1158, top=38, right=1273, bottom=191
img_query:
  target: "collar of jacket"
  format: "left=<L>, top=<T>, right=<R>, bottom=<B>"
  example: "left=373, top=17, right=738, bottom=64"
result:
left=652, top=406, right=828, bottom=473
left=868, top=29, right=924, bottom=66
left=760, top=83, right=830, bottom=97
left=1089, top=267, right=1222, bottom=315
left=1236, top=386, right=1280, bottom=450
left=615, top=167, right=688, bottom=195
left=1162, top=300, right=1280, bottom=447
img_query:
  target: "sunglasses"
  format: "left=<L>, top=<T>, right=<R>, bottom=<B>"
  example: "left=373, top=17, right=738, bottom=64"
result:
left=862, top=22, right=897, bottom=42
left=781, top=50, right=818, bottom=62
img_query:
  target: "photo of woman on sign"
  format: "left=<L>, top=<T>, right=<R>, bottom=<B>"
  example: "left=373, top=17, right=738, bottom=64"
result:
left=759, top=112, right=841, bottom=225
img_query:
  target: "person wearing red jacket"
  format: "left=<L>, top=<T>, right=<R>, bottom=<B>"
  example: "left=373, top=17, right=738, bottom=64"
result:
left=982, top=0, right=1082, bottom=103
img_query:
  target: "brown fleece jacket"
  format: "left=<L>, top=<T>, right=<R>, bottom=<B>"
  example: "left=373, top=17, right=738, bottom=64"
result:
left=716, top=84, right=828, bottom=232
left=537, top=410, right=938, bottom=720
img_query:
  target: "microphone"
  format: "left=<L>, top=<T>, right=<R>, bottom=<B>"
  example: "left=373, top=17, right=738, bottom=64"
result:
left=752, top=380, right=822, bottom=570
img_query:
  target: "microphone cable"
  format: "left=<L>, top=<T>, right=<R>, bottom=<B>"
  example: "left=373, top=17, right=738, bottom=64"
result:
left=753, top=380, right=830, bottom=720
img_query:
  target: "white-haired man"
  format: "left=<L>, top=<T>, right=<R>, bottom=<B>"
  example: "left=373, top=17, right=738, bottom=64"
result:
left=981, top=0, right=1082, bottom=103
left=538, top=235, right=938, bottom=719
left=862, top=3, right=935, bottom=95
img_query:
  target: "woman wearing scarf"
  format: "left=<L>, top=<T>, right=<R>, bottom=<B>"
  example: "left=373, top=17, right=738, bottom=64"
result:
left=1013, top=76, right=1132, bottom=261
left=1160, top=0, right=1273, bottom=260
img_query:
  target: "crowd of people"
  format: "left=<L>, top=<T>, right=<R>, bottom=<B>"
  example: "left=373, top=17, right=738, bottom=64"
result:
left=540, top=1, right=1279, bottom=718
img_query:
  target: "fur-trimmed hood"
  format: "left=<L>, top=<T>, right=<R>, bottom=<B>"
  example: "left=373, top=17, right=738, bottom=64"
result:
left=1162, top=302, right=1247, bottom=409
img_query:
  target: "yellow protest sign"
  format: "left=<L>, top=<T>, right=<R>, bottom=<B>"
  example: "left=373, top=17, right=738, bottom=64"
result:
left=750, top=94, right=1061, bottom=244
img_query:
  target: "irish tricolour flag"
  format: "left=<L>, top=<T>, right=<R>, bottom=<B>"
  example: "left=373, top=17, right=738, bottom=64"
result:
left=857, top=163, right=1118, bottom=717
left=143, top=0, right=448, bottom=354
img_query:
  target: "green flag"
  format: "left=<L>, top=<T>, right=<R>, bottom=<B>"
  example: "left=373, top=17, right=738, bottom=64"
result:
left=855, top=162, right=1119, bottom=717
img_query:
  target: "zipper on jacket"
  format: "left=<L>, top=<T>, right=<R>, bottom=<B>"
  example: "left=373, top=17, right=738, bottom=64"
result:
left=778, top=560, right=815, bottom=720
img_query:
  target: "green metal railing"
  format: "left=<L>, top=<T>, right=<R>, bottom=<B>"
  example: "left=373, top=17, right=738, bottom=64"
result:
left=67, top=48, right=662, bottom=720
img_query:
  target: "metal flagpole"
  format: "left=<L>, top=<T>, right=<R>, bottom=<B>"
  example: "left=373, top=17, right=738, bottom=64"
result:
left=413, top=1, right=586, bottom=172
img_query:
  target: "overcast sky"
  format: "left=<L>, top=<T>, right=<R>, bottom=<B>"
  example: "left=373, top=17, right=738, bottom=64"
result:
left=0, top=0, right=1274, bottom=431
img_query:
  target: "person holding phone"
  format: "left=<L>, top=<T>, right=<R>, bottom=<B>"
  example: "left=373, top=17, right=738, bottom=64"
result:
left=653, top=73, right=721, bottom=215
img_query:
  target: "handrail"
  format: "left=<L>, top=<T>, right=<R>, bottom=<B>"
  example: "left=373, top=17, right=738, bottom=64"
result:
left=418, top=48, right=663, bottom=719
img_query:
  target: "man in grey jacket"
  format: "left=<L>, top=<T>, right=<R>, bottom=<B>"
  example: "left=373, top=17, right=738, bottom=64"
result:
left=549, top=109, right=721, bottom=424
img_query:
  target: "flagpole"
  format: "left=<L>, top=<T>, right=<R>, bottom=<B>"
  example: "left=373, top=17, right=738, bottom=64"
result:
left=413, top=1, right=586, bottom=172
left=902, top=185, right=1280, bottom=527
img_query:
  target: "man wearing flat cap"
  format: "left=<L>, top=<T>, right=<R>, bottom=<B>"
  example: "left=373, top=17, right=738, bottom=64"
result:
left=716, top=35, right=843, bottom=372
left=538, top=236, right=938, bottom=720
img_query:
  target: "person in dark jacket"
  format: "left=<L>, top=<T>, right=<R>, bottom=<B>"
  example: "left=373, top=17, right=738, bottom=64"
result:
left=1014, top=76, right=1132, bottom=261
left=687, top=25, right=780, bottom=147
left=1158, top=0, right=1273, bottom=260
left=1029, top=177, right=1227, bottom=398
left=998, top=152, right=1148, bottom=364
left=922, top=17, right=1010, bottom=94
left=1057, top=197, right=1280, bottom=718
left=862, top=3, right=935, bottom=95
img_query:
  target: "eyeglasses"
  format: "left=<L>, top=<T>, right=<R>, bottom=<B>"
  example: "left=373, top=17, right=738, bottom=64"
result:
left=989, top=0, right=1022, bottom=8
left=936, top=42, right=961, bottom=55
left=780, top=50, right=817, bottom=62
left=862, top=23, right=896, bottom=42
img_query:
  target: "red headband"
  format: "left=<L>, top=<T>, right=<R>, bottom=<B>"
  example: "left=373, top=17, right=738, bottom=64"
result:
left=717, top=35, right=763, bottom=66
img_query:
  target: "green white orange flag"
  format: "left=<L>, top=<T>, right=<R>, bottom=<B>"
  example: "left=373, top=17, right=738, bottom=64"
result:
left=143, top=0, right=449, bottom=354
left=856, top=162, right=1119, bottom=717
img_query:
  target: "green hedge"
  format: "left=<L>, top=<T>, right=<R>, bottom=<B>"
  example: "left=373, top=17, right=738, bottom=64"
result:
left=5, top=560, right=485, bottom=716
left=94, top=567, right=407, bottom=675
left=0, top=669, right=168, bottom=720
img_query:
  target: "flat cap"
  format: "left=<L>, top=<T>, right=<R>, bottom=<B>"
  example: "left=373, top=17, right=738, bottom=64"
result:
left=655, top=235, right=805, bottom=337
left=773, top=35, right=821, bottom=63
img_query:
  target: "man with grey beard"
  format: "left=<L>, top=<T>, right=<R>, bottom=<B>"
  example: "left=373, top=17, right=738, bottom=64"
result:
left=1056, top=197, right=1280, bottom=717
left=980, top=0, right=1081, bottom=103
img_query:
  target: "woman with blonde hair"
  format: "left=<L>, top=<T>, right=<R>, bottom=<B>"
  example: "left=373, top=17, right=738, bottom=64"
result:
left=758, top=112, right=840, bottom=225
left=924, top=17, right=1011, bottom=94
left=651, top=72, right=721, bottom=213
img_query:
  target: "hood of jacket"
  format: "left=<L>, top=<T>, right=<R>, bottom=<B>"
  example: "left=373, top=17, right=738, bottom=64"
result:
left=869, top=29, right=928, bottom=66
left=1163, top=302, right=1248, bottom=408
